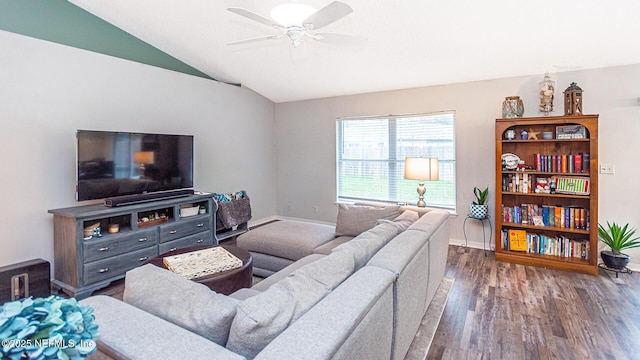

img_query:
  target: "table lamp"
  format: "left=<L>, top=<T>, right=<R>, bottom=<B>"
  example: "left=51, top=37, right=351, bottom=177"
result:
left=404, top=157, right=439, bottom=207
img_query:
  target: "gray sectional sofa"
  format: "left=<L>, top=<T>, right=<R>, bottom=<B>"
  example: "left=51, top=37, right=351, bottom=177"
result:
left=81, top=205, right=450, bottom=360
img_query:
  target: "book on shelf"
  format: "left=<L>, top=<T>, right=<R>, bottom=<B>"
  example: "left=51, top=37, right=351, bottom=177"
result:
left=501, top=229, right=590, bottom=259
left=508, top=229, right=527, bottom=251
left=582, top=153, right=590, bottom=172
left=503, top=173, right=591, bottom=195
left=532, top=153, right=589, bottom=174
left=501, top=204, right=589, bottom=230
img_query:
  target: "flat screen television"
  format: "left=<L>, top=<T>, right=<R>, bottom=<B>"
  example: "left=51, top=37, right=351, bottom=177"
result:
left=76, top=130, right=194, bottom=202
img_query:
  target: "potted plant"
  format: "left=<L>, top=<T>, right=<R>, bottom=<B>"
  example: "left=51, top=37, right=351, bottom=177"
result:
left=598, top=221, right=640, bottom=270
left=470, top=186, right=489, bottom=219
left=0, top=295, right=99, bottom=359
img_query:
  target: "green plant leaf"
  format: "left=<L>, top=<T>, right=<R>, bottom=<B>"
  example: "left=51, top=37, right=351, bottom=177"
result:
left=598, top=221, right=640, bottom=253
left=473, top=186, right=489, bottom=205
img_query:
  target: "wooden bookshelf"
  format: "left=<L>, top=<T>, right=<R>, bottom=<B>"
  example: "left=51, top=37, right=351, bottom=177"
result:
left=495, top=114, right=598, bottom=275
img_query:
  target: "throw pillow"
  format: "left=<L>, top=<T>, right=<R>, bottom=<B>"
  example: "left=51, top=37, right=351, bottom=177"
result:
left=335, top=204, right=401, bottom=237
left=394, top=210, right=420, bottom=223
left=123, top=264, right=239, bottom=346
left=389, top=210, right=420, bottom=230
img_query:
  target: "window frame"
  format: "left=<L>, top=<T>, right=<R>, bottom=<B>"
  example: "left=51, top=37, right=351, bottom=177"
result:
left=336, top=111, right=456, bottom=211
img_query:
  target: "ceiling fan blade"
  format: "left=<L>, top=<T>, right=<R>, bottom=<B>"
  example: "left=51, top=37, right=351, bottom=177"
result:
left=226, top=35, right=280, bottom=46
left=313, top=32, right=367, bottom=47
left=227, top=7, right=281, bottom=29
left=303, top=1, right=353, bottom=30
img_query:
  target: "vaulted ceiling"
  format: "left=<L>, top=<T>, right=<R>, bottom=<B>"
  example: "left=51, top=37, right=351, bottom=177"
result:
left=69, top=0, right=640, bottom=103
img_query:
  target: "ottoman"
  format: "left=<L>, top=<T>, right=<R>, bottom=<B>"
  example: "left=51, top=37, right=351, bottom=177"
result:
left=236, top=220, right=337, bottom=277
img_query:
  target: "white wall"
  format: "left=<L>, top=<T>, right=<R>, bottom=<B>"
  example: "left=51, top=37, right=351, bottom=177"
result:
left=275, top=64, right=640, bottom=270
left=3, top=27, right=639, bottom=275
left=0, top=30, right=276, bottom=270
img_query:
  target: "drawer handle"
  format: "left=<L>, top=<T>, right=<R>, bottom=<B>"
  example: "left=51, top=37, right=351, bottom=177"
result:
left=169, top=230, right=178, bottom=234
left=169, top=247, right=177, bottom=252
left=138, top=256, right=149, bottom=262
left=98, top=247, right=109, bottom=252
left=197, top=223, right=204, bottom=227
left=196, top=239, right=204, bottom=243
left=138, top=237, right=148, bottom=242
left=98, top=268, right=110, bottom=273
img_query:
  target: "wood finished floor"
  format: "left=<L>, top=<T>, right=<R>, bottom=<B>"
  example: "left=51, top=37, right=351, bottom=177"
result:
left=427, top=245, right=640, bottom=360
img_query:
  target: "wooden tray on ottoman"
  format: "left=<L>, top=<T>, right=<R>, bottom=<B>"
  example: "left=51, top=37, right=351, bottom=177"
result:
left=149, top=245, right=252, bottom=295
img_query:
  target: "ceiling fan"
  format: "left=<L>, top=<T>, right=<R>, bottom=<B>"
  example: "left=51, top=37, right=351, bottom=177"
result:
left=227, top=1, right=365, bottom=48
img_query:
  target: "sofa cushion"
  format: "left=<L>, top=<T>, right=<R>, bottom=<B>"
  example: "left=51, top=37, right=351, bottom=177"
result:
left=312, top=235, right=354, bottom=255
left=375, top=209, right=420, bottom=232
left=407, top=210, right=449, bottom=234
left=251, top=253, right=326, bottom=292
left=395, top=209, right=420, bottom=223
left=227, top=250, right=355, bottom=358
left=332, top=221, right=403, bottom=269
left=236, top=220, right=336, bottom=261
left=367, top=229, right=432, bottom=360
left=335, top=204, right=401, bottom=237
left=80, top=295, right=245, bottom=360
left=123, top=264, right=239, bottom=346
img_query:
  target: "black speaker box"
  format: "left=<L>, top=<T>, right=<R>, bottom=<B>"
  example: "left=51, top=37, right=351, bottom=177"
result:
left=0, top=258, right=51, bottom=304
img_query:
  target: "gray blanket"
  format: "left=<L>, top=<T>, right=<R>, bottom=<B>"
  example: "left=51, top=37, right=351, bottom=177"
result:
left=216, top=196, right=252, bottom=229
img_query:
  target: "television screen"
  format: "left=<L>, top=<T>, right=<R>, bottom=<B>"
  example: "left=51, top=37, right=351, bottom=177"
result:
left=76, top=130, right=194, bottom=201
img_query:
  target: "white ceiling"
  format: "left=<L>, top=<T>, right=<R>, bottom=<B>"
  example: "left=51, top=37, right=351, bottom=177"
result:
left=69, top=0, right=640, bottom=103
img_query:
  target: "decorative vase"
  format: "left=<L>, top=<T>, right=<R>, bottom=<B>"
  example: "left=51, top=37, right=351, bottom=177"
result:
left=469, top=204, right=488, bottom=219
left=538, top=73, right=555, bottom=115
left=502, top=96, right=524, bottom=118
left=600, top=250, right=630, bottom=270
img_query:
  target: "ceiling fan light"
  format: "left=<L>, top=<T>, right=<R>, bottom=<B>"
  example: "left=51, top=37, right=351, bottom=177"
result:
left=270, top=3, right=316, bottom=27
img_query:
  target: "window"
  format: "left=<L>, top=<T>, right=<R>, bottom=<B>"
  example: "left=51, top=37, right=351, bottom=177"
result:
left=336, top=111, right=456, bottom=210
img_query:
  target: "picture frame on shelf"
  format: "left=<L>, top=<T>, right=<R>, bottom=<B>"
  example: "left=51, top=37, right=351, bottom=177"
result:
left=556, top=125, right=586, bottom=139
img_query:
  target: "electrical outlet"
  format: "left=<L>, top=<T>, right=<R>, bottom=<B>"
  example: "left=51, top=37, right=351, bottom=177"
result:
left=600, top=164, right=615, bottom=175
left=313, top=205, right=319, bottom=213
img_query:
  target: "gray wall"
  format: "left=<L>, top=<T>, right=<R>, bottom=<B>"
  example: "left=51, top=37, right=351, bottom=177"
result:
left=0, top=30, right=276, bottom=269
left=274, top=64, right=640, bottom=270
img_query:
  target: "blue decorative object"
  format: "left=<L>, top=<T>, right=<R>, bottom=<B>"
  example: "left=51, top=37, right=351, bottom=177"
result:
left=520, top=129, right=528, bottom=140
left=213, top=191, right=246, bottom=203
left=0, top=296, right=99, bottom=359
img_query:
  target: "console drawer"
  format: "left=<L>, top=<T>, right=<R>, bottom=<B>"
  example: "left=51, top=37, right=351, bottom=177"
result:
left=84, top=229, right=157, bottom=262
left=84, top=247, right=157, bottom=285
left=158, top=231, right=212, bottom=254
left=159, top=216, right=209, bottom=243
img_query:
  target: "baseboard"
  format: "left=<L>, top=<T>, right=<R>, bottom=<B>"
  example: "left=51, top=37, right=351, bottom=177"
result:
left=272, top=215, right=336, bottom=226
left=247, top=216, right=279, bottom=229
left=449, top=237, right=493, bottom=251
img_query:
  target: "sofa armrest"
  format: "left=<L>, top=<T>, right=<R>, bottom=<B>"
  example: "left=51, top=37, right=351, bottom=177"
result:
left=80, top=296, right=244, bottom=360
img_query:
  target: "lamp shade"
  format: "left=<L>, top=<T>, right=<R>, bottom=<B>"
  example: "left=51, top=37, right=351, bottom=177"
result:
left=133, top=151, right=155, bottom=165
left=404, top=157, right=439, bottom=181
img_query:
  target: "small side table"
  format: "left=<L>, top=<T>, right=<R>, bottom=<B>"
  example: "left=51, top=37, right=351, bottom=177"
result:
left=463, top=215, right=493, bottom=254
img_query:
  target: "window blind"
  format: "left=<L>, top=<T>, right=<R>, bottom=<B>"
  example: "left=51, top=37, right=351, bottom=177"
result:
left=336, top=111, right=456, bottom=210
